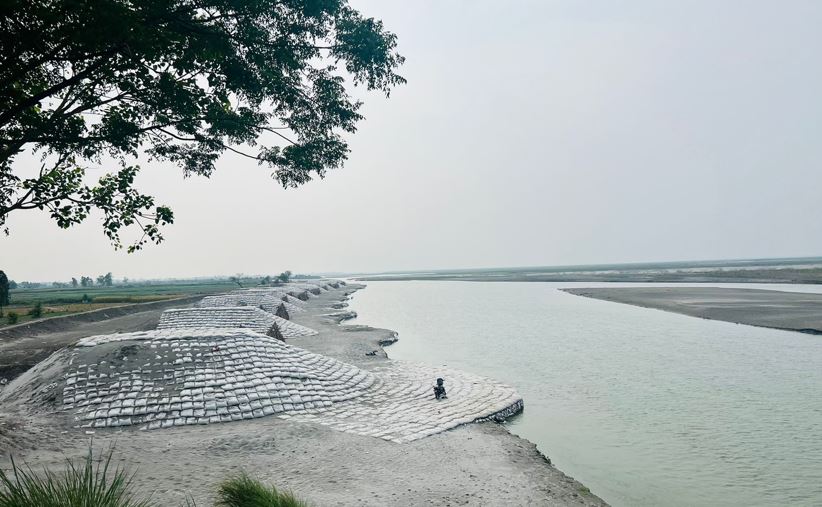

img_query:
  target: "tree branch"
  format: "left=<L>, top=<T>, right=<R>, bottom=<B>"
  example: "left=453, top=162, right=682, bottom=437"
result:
left=0, top=52, right=117, bottom=128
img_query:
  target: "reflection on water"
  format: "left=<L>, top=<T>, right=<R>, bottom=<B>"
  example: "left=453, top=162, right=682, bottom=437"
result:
left=347, top=281, right=822, bottom=507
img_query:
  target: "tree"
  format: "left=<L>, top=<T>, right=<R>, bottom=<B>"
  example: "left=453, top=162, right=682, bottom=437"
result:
left=71, top=277, right=78, bottom=288
left=0, top=270, right=9, bottom=317
left=96, top=272, right=113, bottom=286
left=260, top=275, right=272, bottom=285
left=28, top=301, right=42, bottom=318
left=229, top=275, right=244, bottom=289
left=277, top=270, right=292, bottom=283
left=0, top=0, right=404, bottom=251
left=80, top=276, right=92, bottom=287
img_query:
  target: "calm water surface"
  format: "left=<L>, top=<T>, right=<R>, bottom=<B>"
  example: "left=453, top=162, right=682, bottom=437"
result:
left=346, top=281, right=822, bottom=507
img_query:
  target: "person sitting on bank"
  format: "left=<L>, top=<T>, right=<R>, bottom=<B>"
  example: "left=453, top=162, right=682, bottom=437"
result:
left=433, top=377, right=447, bottom=399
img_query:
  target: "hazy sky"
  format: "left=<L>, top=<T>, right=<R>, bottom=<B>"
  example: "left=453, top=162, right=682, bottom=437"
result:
left=3, top=0, right=822, bottom=281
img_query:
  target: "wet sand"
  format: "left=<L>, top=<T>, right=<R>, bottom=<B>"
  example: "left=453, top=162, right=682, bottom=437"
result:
left=564, top=287, right=822, bottom=334
left=0, top=284, right=606, bottom=506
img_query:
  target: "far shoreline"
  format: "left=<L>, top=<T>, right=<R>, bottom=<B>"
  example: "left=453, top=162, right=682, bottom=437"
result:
left=351, top=257, right=822, bottom=285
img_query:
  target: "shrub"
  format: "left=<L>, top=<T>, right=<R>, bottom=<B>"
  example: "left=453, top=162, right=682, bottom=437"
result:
left=81, top=294, right=92, bottom=303
left=27, top=302, right=42, bottom=318
left=0, top=450, right=305, bottom=507
left=6, top=312, right=18, bottom=325
left=0, top=448, right=154, bottom=507
left=216, top=474, right=308, bottom=507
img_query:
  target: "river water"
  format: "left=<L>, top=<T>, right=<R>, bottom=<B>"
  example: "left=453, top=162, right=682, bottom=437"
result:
left=346, top=281, right=822, bottom=507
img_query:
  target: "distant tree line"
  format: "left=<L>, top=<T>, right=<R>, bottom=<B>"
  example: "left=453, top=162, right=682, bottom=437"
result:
left=0, top=272, right=116, bottom=292
left=260, top=271, right=292, bottom=286
left=221, top=271, right=296, bottom=288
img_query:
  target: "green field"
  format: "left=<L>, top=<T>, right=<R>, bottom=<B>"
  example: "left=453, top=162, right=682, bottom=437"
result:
left=8, top=281, right=238, bottom=305
left=1, top=280, right=239, bottom=327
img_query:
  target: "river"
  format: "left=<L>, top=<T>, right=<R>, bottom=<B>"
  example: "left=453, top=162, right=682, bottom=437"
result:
left=346, top=281, right=822, bottom=507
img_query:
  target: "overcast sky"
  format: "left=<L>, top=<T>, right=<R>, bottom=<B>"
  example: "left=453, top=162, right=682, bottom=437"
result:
left=3, top=0, right=822, bottom=281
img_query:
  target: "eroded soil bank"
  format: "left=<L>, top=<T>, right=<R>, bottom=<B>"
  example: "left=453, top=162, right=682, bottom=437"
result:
left=0, top=284, right=606, bottom=506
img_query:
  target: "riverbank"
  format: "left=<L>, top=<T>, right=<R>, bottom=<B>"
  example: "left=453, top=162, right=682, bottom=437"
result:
left=0, top=283, right=606, bottom=506
left=563, top=286, right=822, bottom=335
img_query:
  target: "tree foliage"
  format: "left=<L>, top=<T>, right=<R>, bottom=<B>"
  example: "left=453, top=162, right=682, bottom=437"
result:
left=28, top=301, right=42, bottom=318
left=0, top=0, right=404, bottom=251
left=0, top=270, right=9, bottom=314
left=96, top=272, right=113, bottom=286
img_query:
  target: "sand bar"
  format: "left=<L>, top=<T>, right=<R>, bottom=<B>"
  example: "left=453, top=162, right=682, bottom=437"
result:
left=564, top=287, right=822, bottom=334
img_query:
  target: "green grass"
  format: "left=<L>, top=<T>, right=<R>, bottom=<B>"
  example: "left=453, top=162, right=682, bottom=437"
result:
left=216, top=474, right=309, bottom=507
left=7, top=281, right=237, bottom=306
left=0, top=450, right=309, bottom=507
left=0, top=449, right=153, bottom=507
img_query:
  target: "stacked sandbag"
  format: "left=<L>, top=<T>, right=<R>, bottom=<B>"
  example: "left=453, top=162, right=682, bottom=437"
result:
left=157, top=307, right=284, bottom=340
left=56, top=328, right=376, bottom=430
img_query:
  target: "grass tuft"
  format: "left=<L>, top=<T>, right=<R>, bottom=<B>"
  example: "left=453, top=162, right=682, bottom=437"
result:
left=216, top=474, right=308, bottom=507
left=0, top=447, right=154, bottom=507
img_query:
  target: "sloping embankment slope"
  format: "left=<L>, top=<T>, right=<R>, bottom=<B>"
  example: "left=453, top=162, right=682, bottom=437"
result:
left=0, top=295, right=205, bottom=381
left=564, top=287, right=822, bottom=334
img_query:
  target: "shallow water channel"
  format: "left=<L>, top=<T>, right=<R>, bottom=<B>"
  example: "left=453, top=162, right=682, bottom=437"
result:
left=347, top=281, right=822, bottom=507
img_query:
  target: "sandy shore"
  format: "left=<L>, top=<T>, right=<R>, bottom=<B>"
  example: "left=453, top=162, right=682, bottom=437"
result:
left=564, top=286, right=822, bottom=334
left=0, top=284, right=606, bottom=506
